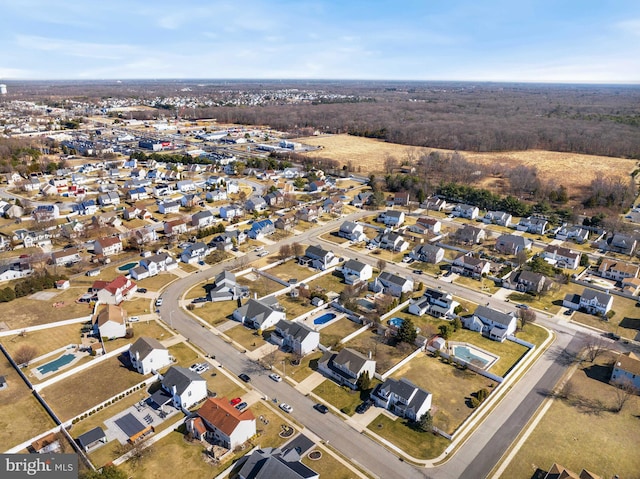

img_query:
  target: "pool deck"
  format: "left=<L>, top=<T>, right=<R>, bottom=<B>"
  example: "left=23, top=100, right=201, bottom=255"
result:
left=30, top=348, right=89, bottom=381
left=448, top=341, right=500, bottom=371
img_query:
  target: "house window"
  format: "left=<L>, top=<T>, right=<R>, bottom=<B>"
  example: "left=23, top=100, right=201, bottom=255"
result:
left=188, top=391, right=192, bottom=396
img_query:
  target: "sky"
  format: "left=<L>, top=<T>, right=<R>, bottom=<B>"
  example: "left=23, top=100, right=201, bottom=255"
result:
left=0, top=0, right=639, bottom=83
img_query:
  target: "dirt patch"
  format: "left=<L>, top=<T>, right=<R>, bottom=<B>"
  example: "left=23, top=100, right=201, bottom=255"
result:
left=29, top=291, right=59, bottom=301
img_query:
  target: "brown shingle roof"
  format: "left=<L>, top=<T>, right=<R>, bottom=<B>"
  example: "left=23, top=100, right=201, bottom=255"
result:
left=197, top=397, right=254, bottom=436
left=614, top=351, right=640, bottom=377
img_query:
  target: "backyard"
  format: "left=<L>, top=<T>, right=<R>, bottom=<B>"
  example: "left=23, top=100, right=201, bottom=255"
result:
left=1, top=322, right=84, bottom=359
left=342, top=329, right=415, bottom=375
left=301, top=447, right=362, bottom=479
left=237, top=272, right=284, bottom=297
left=498, top=351, right=640, bottom=479
left=278, top=295, right=316, bottom=320
left=319, top=317, right=366, bottom=349
left=391, top=352, right=498, bottom=435
left=306, top=271, right=347, bottom=296
left=263, top=260, right=317, bottom=283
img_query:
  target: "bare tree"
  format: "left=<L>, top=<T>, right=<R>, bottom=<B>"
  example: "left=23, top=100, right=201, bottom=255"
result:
left=14, top=345, right=38, bottom=365
left=516, top=308, right=536, bottom=330
left=278, top=243, right=292, bottom=261
left=291, top=242, right=304, bottom=257
left=584, top=338, right=607, bottom=362
left=611, top=380, right=637, bottom=413
left=377, top=258, right=387, bottom=272
left=384, top=154, right=398, bottom=174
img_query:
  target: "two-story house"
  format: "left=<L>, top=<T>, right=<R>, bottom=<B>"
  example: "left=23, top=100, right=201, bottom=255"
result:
left=180, top=242, right=209, bottom=263
left=454, top=204, right=479, bottom=220
left=94, top=236, right=123, bottom=256
left=555, top=225, right=589, bottom=243
left=542, top=245, right=581, bottom=270
left=296, top=205, right=319, bottom=222
left=274, top=213, right=297, bottom=231
left=410, top=244, right=445, bottom=264
left=248, top=219, right=275, bottom=240
left=233, top=297, right=286, bottom=330
left=374, top=230, right=409, bottom=252
left=191, top=210, right=215, bottom=229
left=207, top=271, right=249, bottom=302
left=129, top=337, right=171, bottom=374
left=98, top=191, right=120, bottom=206
left=92, top=304, right=127, bottom=339
left=409, top=217, right=441, bottom=235
left=504, top=270, right=548, bottom=294
left=50, top=247, right=81, bottom=266
left=467, top=305, right=517, bottom=342
left=611, top=352, right=640, bottom=390
left=339, top=221, right=367, bottom=242
left=164, top=219, right=188, bottom=236
left=598, top=259, right=639, bottom=282
left=158, top=200, right=180, bottom=215
left=517, top=217, right=548, bottom=235
left=299, top=245, right=339, bottom=270
left=245, top=196, right=268, bottom=212
left=578, top=288, right=614, bottom=316
left=96, top=275, right=137, bottom=305
left=495, top=234, right=532, bottom=255
left=378, top=210, right=405, bottom=227
left=318, top=348, right=376, bottom=390
left=454, top=225, right=486, bottom=244
left=408, top=288, right=458, bottom=318
left=372, top=377, right=432, bottom=421
left=272, top=320, right=320, bottom=356
left=370, top=271, right=414, bottom=297
left=186, top=397, right=256, bottom=449
left=341, top=259, right=373, bottom=285
left=451, top=254, right=490, bottom=279
left=483, top=211, right=512, bottom=227
left=160, top=366, right=208, bottom=410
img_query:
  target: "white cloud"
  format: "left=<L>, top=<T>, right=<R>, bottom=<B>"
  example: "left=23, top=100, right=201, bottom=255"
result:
left=14, top=35, right=137, bottom=61
left=615, top=18, right=640, bottom=36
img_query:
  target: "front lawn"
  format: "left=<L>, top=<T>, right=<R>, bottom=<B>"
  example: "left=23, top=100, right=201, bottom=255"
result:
left=301, top=447, right=361, bottom=479
left=189, top=300, right=238, bottom=327
left=498, top=351, right=640, bottom=479
left=133, top=273, right=177, bottom=292
left=224, top=324, right=268, bottom=352
left=513, top=323, right=550, bottom=348
left=312, top=380, right=367, bottom=416
left=454, top=275, right=500, bottom=294
left=287, top=351, right=323, bottom=383
left=392, top=352, right=498, bottom=435
left=366, top=414, right=449, bottom=460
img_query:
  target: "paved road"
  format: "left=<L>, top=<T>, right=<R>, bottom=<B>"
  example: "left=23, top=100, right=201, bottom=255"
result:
left=156, top=213, right=630, bottom=479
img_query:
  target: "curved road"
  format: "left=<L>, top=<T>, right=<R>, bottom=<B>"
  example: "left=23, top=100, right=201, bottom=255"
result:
left=156, top=212, right=614, bottom=479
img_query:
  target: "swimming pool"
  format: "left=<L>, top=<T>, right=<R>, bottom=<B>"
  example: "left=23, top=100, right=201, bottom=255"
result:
left=118, top=262, right=138, bottom=271
left=314, top=313, right=337, bottom=325
left=37, top=353, right=76, bottom=375
left=388, top=317, right=404, bottom=328
left=450, top=343, right=499, bottom=370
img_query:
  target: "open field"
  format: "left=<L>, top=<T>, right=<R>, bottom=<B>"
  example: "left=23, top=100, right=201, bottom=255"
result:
left=0, top=354, right=57, bottom=449
left=392, top=352, right=498, bottom=434
left=41, top=356, right=151, bottom=421
left=498, top=351, right=640, bottom=479
left=298, top=134, right=635, bottom=197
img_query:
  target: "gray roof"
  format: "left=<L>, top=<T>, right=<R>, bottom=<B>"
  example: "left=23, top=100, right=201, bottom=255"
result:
left=378, top=271, right=409, bottom=287
left=192, top=210, right=213, bottom=221
left=236, top=447, right=318, bottom=479
left=161, top=366, right=204, bottom=395
left=474, top=305, right=515, bottom=327
left=343, top=259, right=368, bottom=273
left=385, top=210, right=403, bottom=218
left=305, top=245, right=330, bottom=259
left=236, top=298, right=282, bottom=326
left=333, top=348, right=370, bottom=375
left=76, top=427, right=106, bottom=449
left=215, top=270, right=236, bottom=285
left=129, top=336, right=166, bottom=361
left=497, top=234, right=531, bottom=248
left=581, top=288, right=613, bottom=304
left=115, top=413, right=147, bottom=438
left=275, top=320, right=316, bottom=342
left=378, top=377, right=431, bottom=414
left=340, top=221, right=359, bottom=234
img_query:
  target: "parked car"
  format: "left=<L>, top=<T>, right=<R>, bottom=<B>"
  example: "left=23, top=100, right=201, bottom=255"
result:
left=128, top=316, right=139, bottom=323
left=198, top=260, right=206, bottom=266
left=313, top=403, right=329, bottom=414
left=235, top=401, right=248, bottom=411
left=155, top=298, right=163, bottom=307
left=189, top=363, right=202, bottom=372
left=136, top=287, right=148, bottom=293
left=355, top=399, right=373, bottom=414
left=192, top=297, right=208, bottom=304
left=413, top=269, right=423, bottom=275
left=238, top=373, right=251, bottom=383
left=230, top=397, right=242, bottom=406
left=269, top=373, right=282, bottom=382
left=279, top=403, right=293, bottom=413
left=195, top=363, right=210, bottom=374
left=257, top=251, right=268, bottom=257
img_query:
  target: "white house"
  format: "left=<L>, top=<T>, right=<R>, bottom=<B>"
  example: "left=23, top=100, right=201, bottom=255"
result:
left=233, top=297, right=286, bottom=330
left=378, top=210, right=405, bottom=227
left=408, top=288, right=458, bottom=318
left=338, top=221, right=367, bottom=242
left=160, top=366, right=208, bottom=410
left=96, top=276, right=137, bottom=305
left=543, top=245, right=581, bottom=270
left=299, top=245, right=340, bottom=270
left=220, top=204, right=244, bottom=220
left=409, top=217, right=441, bottom=235
left=207, top=271, right=249, bottom=302
left=50, top=247, right=81, bottom=266
left=372, top=378, right=432, bottom=421
left=556, top=225, right=589, bottom=243
left=598, top=259, right=639, bottom=282
left=272, top=320, right=320, bottom=356
left=468, top=305, right=517, bottom=342
left=158, top=201, right=180, bottom=215
left=517, top=217, right=548, bottom=234
left=374, top=230, right=409, bottom=252
left=410, top=244, right=445, bottom=264
left=129, top=337, right=171, bottom=375
left=130, top=253, right=176, bottom=280
left=93, top=236, right=123, bottom=256
left=180, top=242, right=209, bottom=263
left=579, top=288, right=614, bottom=316
left=92, top=304, right=127, bottom=339
left=318, top=348, right=376, bottom=390
left=341, top=259, right=373, bottom=285
left=454, top=204, right=479, bottom=220
left=98, top=191, right=120, bottom=206
left=186, top=397, right=256, bottom=449
left=191, top=210, right=216, bottom=229
left=483, top=211, right=512, bottom=227
left=370, top=272, right=414, bottom=297
left=451, top=254, right=490, bottom=279
left=176, top=180, right=196, bottom=192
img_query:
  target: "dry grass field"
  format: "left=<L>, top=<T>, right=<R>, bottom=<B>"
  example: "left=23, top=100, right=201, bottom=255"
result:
left=299, top=134, right=636, bottom=196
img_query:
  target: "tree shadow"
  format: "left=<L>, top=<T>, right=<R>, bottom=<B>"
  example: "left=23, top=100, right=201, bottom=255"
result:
left=546, top=344, right=581, bottom=367
left=619, top=317, right=640, bottom=332
left=582, top=363, right=614, bottom=384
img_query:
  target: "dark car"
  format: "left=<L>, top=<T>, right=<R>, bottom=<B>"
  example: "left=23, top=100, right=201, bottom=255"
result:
left=192, top=297, right=208, bottom=304
left=355, top=400, right=373, bottom=414
left=413, top=269, right=423, bottom=275
left=137, top=287, right=148, bottom=293
left=313, top=403, right=329, bottom=414
left=238, top=373, right=251, bottom=383
left=235, top=401, right=248, bottom=411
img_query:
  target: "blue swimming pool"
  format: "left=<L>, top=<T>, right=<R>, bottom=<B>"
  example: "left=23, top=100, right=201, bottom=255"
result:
left=314, top=313, right=337, bottom=325
left=450, top=344, right=498, bottom=370
left=37, top=353, right=76, bottom=375
left=118, top=262, right=138, bottom=272
left=388, top=317, right=404, bottom=328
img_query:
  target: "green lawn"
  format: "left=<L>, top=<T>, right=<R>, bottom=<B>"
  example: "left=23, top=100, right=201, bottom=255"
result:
left=367, top=414, right=449, bottom=460
left=312, top=380, right=367, bottom=416
left=287, top=351, right=323, bottom=383
left=319, top=318, right=365, bottom=349
left=392, top=352, right=498, bottom=434
left=301, top=448, right=361, bottom=479
left=513, top=323, right=550, bottom=347
left=134, top=273, right=177, bottom=292
left=498, top=351, right=640, bottom=479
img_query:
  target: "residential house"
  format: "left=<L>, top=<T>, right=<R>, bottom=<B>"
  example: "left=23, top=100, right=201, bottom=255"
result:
left=393, top=191, right=410, bottom=206
left=98, top=191, right=120, bottom=206
left=338, top=221, right=367, bottom=242
left=3, top=203, right=24, bottom=219
left=483, top=211, right=512, bottom=227
left=74, top=200, right=98, bottom=216
left=299, top=245, right=339, bottom=270
left=579, top=288, right=614, bottom=316
left=274, top=213, right=297, bottom=231
left=133, top=226, right=157, bottom=246
left=94, top=236, right=123, bottom=256
left=158, top=200, right=180, bottom=215
left=308, top=180, right=326, bottom=192
left=127, top=187, right=148, bottom=202
left=131, top=253, right=176, bottom=280
left=129, top=337, right=171, bottom=374
left=598, top=259, right=639, bottom=282
left=123, top=206, right=141, bottom=220
left=410, top=244, right=445, bottom=264
left=469, top=305, right=517, bottom=342
left=220, top=204, right=244, bottom=220
left=504, top=270, right=548, bottom=294
left=164, top=219, right=188, bottom=236
left=516, top=217, right=548, bottom=234
left=248, top=219, right=275, bottom=240
left=206, top=189, right=227, bottom=202
left=234, top=447, right=318, bottom=479
left=92, top=304, right=127, bottom=339
left=296, top=205, right=319, bottom=222
left=454, top=204, right=479, bottom=220
left=451, top=254, right=490, bottom=279
left=409, top=217, right=441, bottom=235
left=272, top=320, right=320, bottom=356
left=180, top=242, right=209, bottom=263
left=351, top=191, right=372, bottom=208
left=322, top=196, right=343, bottom=215
left=40, top=183, right=58, bottom=196
left=181, top=194, right=203, bottom=209
left=30, top=433, right=61, bottom=454
left=97, top=275, right=137, bottom=305
left=495, top=234, right=532, bottom=255
left=32, top=204, right=60, bottom=221
left=374, top=230, right=409, bottom=252
left=191, top=210, right=215, bottom=229
left=378, top=210, right=405, bottom=227
left=233, top=297, right=286, bottom=330
left=607, top=233, right=637, bottom=255
left=543, top=245, right=581, bottom=270
left=372, top=378, right=432, bottom=421
left=226, top=180, right=240, bottom=194
left=76, top=428, right=107, bottom=453
left=454, top=225, right=486, bottom=244
left=341, top=259, right=373, bottom=285
left=51, top=247, right=81, bottom=266
left=207, top=271, right=249, bottom=302
left=91, top=211, right=121, bottom=229
left=318, top=348, right=376, bottom=390
left=23, top=177, right=42, bottom=192
left=421, top=197, right=447, bottom=211
left=408, top=288, right=458, bottom=318
left=0, top=262, right=33, bottom=282
left=610, top=352, right=640, bottom=390
left=542, top=463, right=602, bottom=479
left=621, top=277, right=640, bottom=295
left=176, top=180, right=196, bottom=192
left=186, top=397, right=256, bottom=449
left=282, top=167, right=301, bottom=179
left=370, top=271, right=414, bottom=297
left=244, top=196, right=268, bottom=212
left=160, top=366, right=208, bottom=409
left=555, top=225, right=589, bottom=243
left=263, top=190, right=284, bottom=207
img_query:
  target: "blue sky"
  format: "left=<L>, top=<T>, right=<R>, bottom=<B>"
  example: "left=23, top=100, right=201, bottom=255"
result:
left=0, top=0, right=638, bottom=82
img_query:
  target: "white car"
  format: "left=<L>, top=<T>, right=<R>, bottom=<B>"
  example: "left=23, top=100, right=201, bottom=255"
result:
left=269, top=373, right=282, bottom=382
left=257, top=251, right=268, bottom=257
left=155, top=298, right=163, bottom=307
left=279, top=403, right=293, bottom=413
left=195, top=363, right=210, bottom=374
left=128, top=316, right=139, bottom=323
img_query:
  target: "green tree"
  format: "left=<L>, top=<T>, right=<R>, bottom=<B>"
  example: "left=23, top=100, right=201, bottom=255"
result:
left=438, top=324, right=452, bottom=340
left=452, top=317, right=462, bottom=332
left=416, top=411, right=433, bottom=432
left=356, top=371, right=371, bottom=391
left=397, top=318, right=417, bottom=344
left=579, top=254, right=590, bottom=267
